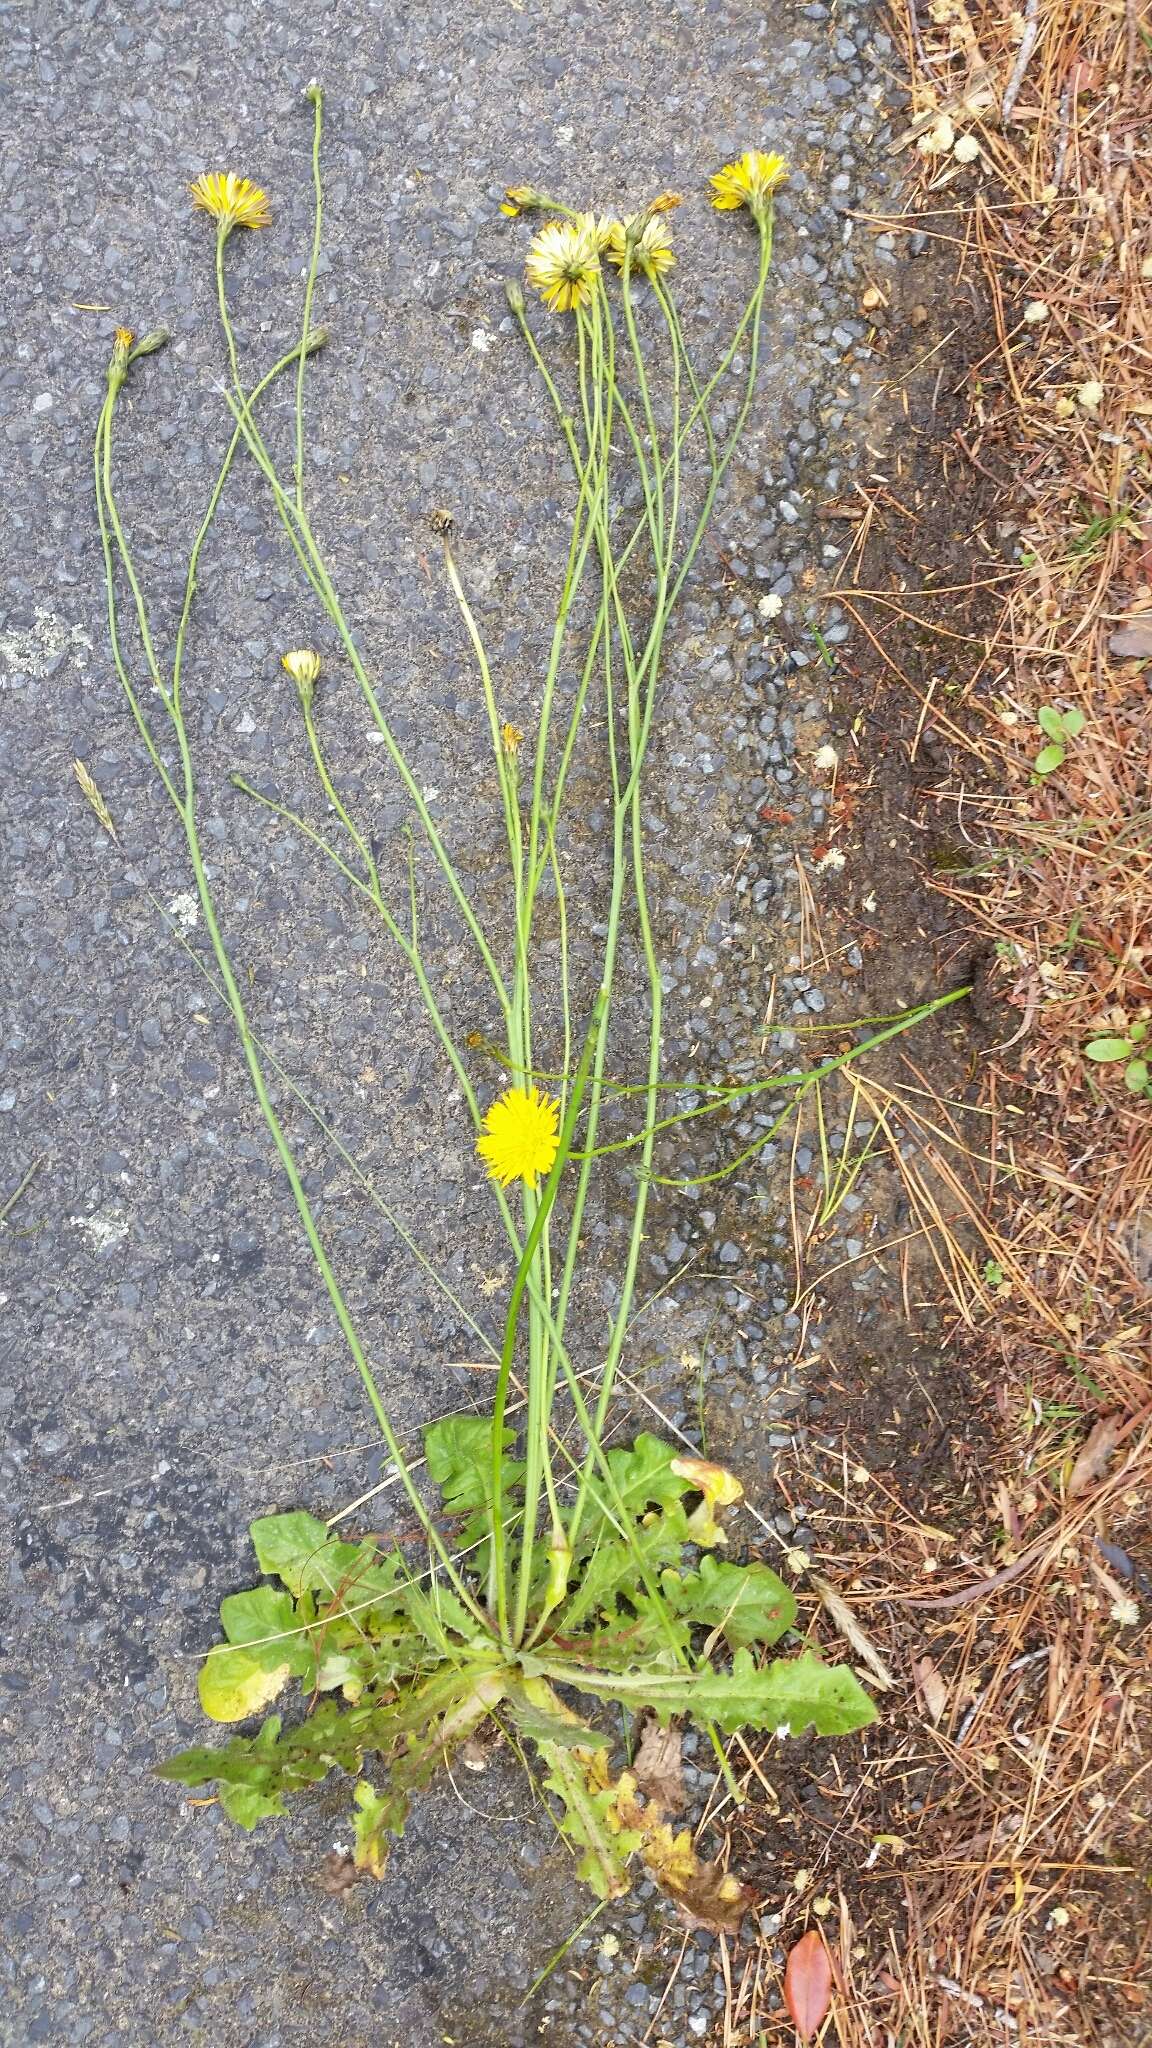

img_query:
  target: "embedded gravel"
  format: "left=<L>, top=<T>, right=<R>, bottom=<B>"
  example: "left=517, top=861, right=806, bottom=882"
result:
left=2, top=2, right=906, bottom=2042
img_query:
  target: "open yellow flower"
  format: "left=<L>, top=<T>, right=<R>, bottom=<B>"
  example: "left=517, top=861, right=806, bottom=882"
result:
left=281, top=649, right=321, bottom=702
left=477, top=1085, right=561, bottom=1188
left=189, top=172, right=271, bottom=234
left=605, top=213, right=676, bottom=281
left=525, top=218, right=601, bottom=313
left=708, top=149, right=789, bottom=220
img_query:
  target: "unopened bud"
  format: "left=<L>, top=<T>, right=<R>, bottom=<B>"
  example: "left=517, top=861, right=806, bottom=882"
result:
left=504, top=276, right=526, bottom=317
left=129, top=328, right=170, bottom=361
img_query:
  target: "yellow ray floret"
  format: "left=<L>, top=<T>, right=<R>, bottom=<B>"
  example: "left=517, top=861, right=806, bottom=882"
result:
left=525, top=218, right=601, bottom=313
left=708, top=149, right=789, bottom=217
left=477, top=1085, right=561, bottom=1188
left=605, top=213, right=676, bottom=281
left=189, top=171, right=271, bottom=233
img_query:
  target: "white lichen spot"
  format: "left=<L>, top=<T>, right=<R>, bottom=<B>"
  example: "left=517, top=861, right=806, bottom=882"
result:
left=757, top=593, right=784, bottom=621
left=471, top=328, right=493, bottom=354
left=813, top=743, right=839, bottom=773
left=70, top=1208, right=130, bottom=1251
left=815, top=846, right=846, bottom=873
left=0, top=607, right=93, bottom=686
left=167, top=893, right=200, bottom=932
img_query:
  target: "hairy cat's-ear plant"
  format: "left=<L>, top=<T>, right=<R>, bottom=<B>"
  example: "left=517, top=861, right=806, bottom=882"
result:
left=88, top=97, right=972, bottom=1918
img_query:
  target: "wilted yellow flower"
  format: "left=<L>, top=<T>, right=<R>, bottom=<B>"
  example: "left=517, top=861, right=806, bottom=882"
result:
left=477, top=1085, right=561, bottom=1188
left=281, top=649, right=321, bottom=701
left=709, top=149, right=789, bottom=220
left=189, top=172, right=271, bottom=234
left=671, top=1455, right=744, bottom=1547
left=501, top=722, right=524, bottom=755
left=525, top=218, right=601, bottom=313
left=106, top=327, right=134, bottom=396
left=499, top=184, right=546, bottom=218
left=605, top=214, right=676, bottom=281
left=647, top=191, right=683, bottom=215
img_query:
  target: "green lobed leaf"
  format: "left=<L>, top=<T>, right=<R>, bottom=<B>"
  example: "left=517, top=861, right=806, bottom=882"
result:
left=604, top=1433, right=692, bottom=1517
left=1061, top=707, right=1085, bottom=739
left=560, top=1505, right=691, bottom=1634
left=504, top=1694, right=613, bottom=1752
left=218, top=1780, right=289, bottom=1830
left=219, top=1585, right=311, bottom=1665
left=558, top=1645, right=877, bottom=1738
left=1037, top=705, right=1066, bottom=743
left=249, top=1512, right=330, bottom=1593
left=251, top=1511, right=409, bottom=1611
left=661, top=1556, right=797, bottom=1650
left=1033, top=743, right=1066, bottom=776
left=423, top=1414, right=525, bottom=1571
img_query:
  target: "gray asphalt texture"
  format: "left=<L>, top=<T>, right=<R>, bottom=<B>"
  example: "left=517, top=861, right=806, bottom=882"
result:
left=2, top=1, right=904, bottom=2041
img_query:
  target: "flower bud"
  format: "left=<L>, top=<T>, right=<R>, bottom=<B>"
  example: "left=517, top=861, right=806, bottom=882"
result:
left=504, top=275, right=526, bottom=317
left=129, top=328, right=170, bottom=361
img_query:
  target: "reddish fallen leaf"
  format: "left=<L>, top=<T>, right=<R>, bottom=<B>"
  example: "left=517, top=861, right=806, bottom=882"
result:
left=784, top=1930, right=833, bottom=2041
left=1068, top=1412, right=1124, bottom=1497
left=1109, top=623, right=1152, bottom=661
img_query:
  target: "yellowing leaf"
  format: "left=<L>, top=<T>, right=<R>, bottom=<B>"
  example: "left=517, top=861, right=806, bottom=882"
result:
left=198, top=1645, right=294, bottom=1723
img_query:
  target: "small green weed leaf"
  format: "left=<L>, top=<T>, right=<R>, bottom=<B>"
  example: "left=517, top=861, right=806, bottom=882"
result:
left=983, top=1258, right=1006, bottom=1286
left=1084, top=1037, right=1134, bottom=1062
left=1127, top=1019, right=1147, bottom=1043
left=1033, top=743, right=1066, bottom=776
left=217, top=1779, right=289, bottom=1829
left=351, top=1780, right=407, bottom=1878
left=1124, top=1058, right=1150, bottom=1093
left=1037, top=705, right=1067, bottom=743
left=604, top=1433, right=691, bottom=1516
left=662, top=1556, right=797, bottom=1650
left=219, top=1585, right=309, bottom=1660
left=1061, top=707, right=1085, bottom=739
left=250, top=1511, right=330, bottom=1593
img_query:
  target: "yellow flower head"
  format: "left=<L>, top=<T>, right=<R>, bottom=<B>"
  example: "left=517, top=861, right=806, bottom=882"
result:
left=605, top=213, right=676, bottom=281
left=189, top=171, right=271, bottom=234
left=114, top=326, right=135, bottom=352
left=647, top=190, right=683, bottom=215
left=709, top=149, right=789, bottom=220
left=500, top=722, right=524, bottom=755
left=525, top=218, right=601, bottom=313
left=477, top=1084, right=561, bottom=1188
